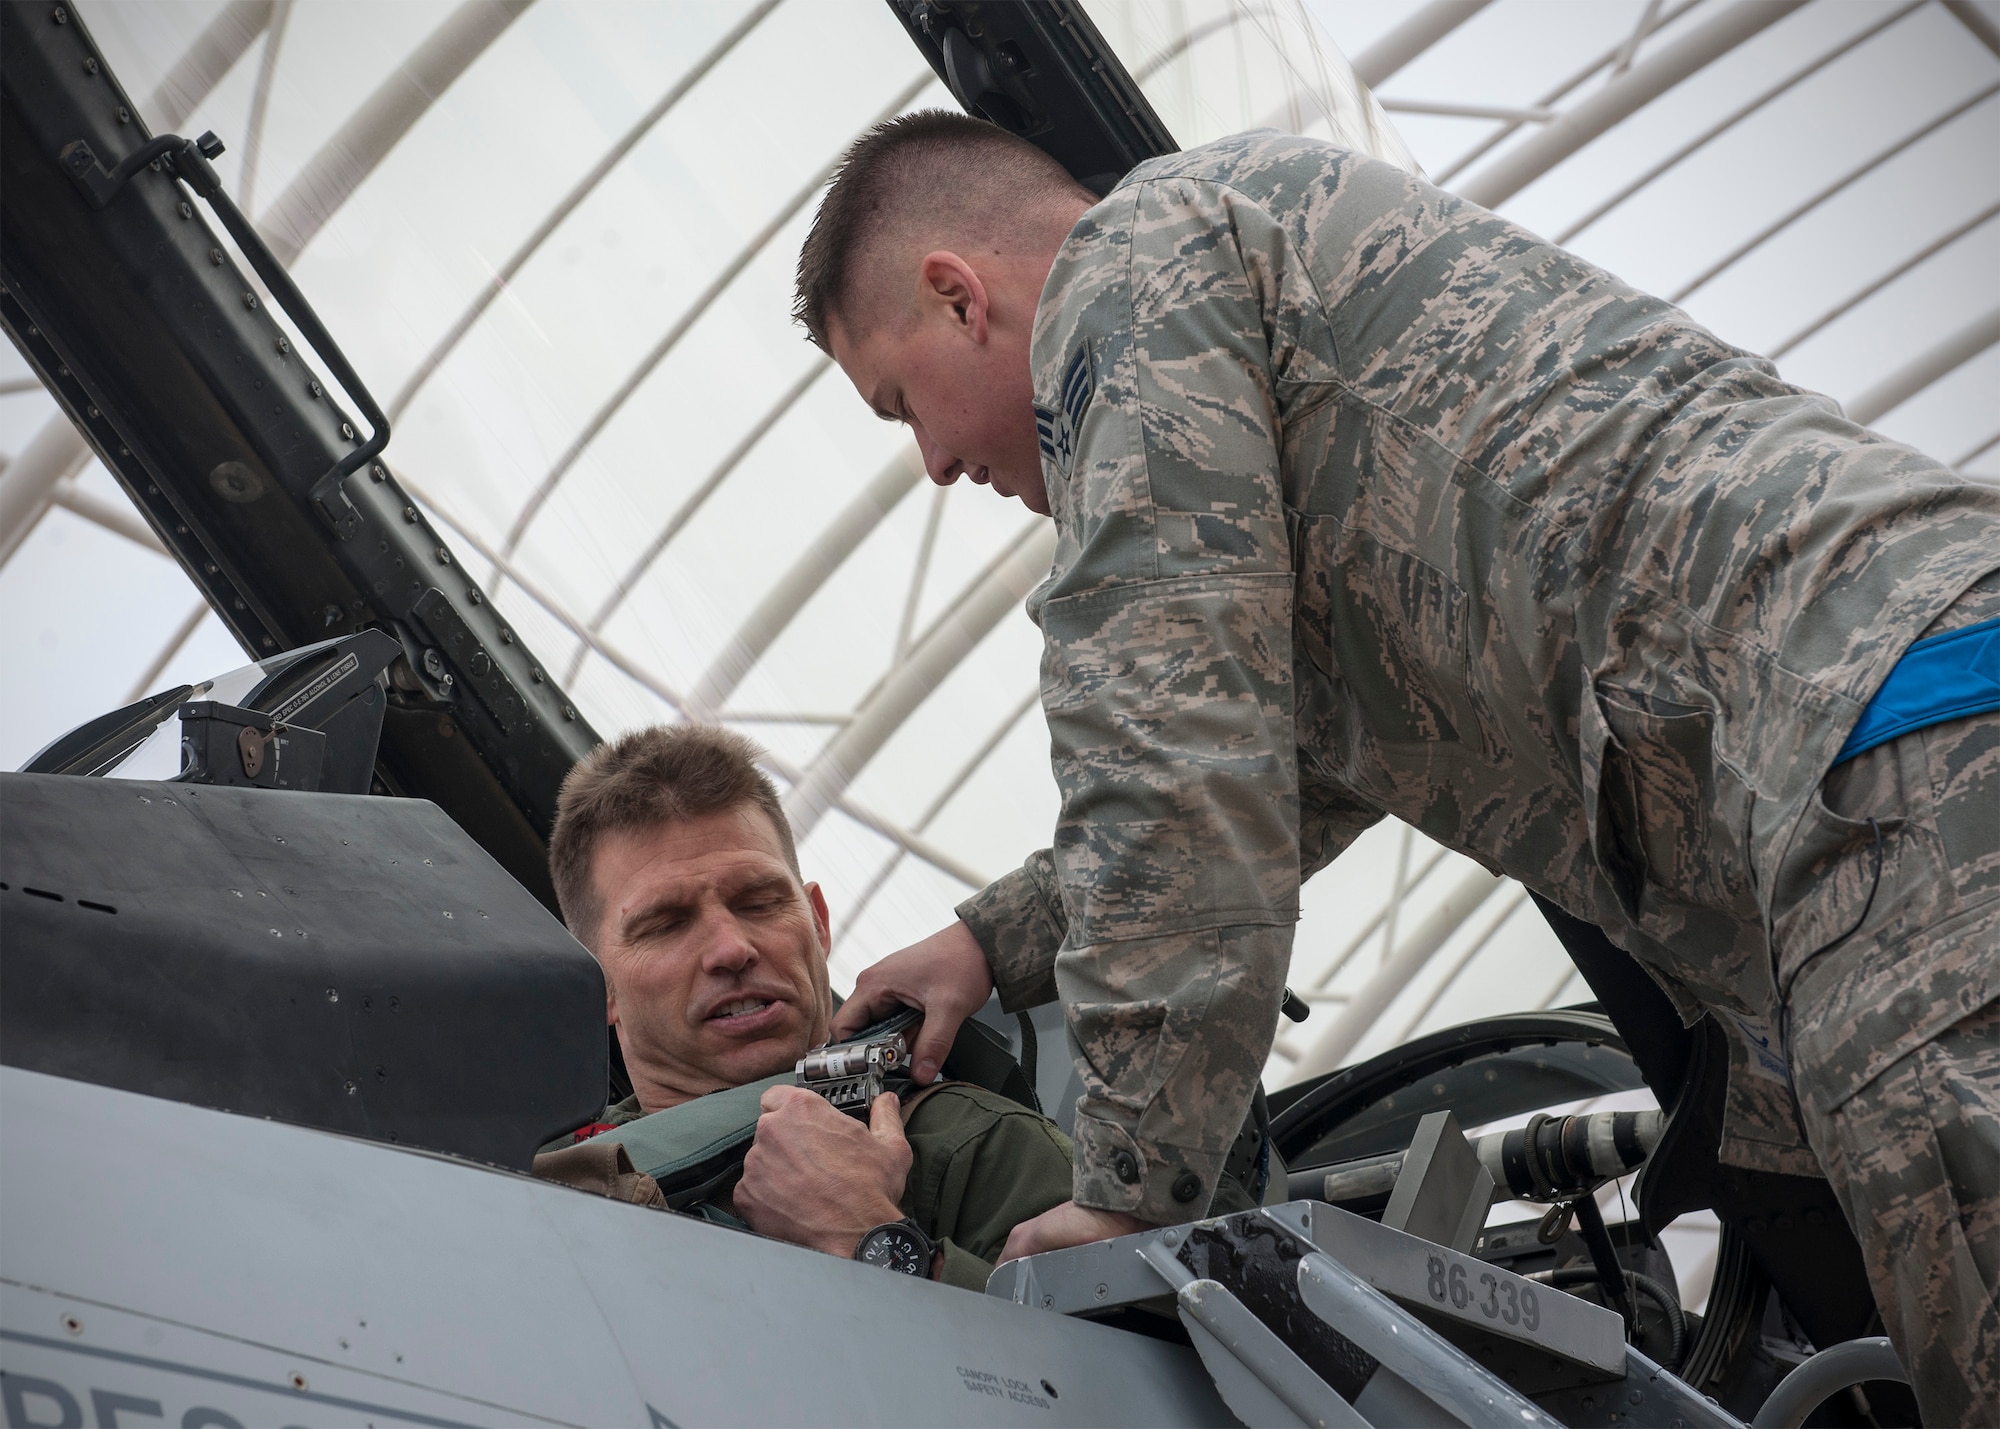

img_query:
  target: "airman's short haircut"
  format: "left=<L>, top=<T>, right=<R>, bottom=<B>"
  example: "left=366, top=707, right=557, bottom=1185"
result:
left=793, top=109, right=1093, bottom=351
left=550, top=724, right=799, bottom=949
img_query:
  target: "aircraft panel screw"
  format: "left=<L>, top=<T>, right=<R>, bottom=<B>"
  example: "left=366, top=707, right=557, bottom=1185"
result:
left=435, top=547, right=451, bottom=565
left=179, top=202, right=194, bottom=219
left=530, top=666, right=544, bottom=683
left=82, top=56, right=98, bottom=74
left=52, top=6, right=68, bottom=23
left=117, top=107, right=130, bottom=124
left=242, top=292, right=258, bottom=309
left=341, top=423, right=355, bottom=439
left=372, top=463, right=386, bottom=481
left=309, top=381, right=322, bottom=398
left=60, top=1314, right=81, bottom=1334
left=563, top=705, right=576, bottom=720
left=86, top=405, right=99, bottom=419
left=276, top=336, right=290, bottom=353
left=210, top=248, right=224, bottom=266
left=1093, top=1283, right=1108, bottom=1301
left=403, top=506, right=418, bottom=523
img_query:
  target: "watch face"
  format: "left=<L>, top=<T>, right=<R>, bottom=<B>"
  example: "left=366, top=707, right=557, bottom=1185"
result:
left=856, top=1223, right=929, bottom=1276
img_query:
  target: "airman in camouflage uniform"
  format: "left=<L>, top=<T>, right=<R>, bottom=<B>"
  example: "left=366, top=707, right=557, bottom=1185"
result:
left=939, top=132, right=1998, bottom=1420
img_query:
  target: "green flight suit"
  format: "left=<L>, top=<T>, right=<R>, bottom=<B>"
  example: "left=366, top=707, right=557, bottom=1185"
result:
left=545, top=1083, right=1083, bottom=1292
left=949, top=131, right=1998, bottom=1410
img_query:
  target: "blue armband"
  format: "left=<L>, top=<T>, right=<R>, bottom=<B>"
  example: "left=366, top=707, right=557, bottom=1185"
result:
left=1831, top=614, right=2000, bottom=766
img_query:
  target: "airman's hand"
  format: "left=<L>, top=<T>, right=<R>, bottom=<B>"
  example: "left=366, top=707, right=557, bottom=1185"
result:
left=996, top=1201, right=1151, bottom=1265
left=735, top=1086, right=910, bottom=1260
left=831, top=919, right=993, bottom=1084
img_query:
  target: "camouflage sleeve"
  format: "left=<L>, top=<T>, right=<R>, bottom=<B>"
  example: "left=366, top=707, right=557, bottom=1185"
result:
left=955, top=848, right=1068, bottom=1011
left=1028, top=175, right=1302, bottom=1224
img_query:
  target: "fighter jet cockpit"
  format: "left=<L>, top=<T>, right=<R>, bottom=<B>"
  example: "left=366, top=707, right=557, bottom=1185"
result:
left=4, top=2, right=1993, bottom=1426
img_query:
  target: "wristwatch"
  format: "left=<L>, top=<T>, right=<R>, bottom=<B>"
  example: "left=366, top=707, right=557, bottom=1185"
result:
left=853, top=1218, right=936, bottom=1277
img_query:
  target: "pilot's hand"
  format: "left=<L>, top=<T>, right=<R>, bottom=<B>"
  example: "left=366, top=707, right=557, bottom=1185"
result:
left=736, top=1086, right=911, bottom=1261
left=996, top=1201, right=1151, bottom=1266
left=831, top=919, right=993, bottom=1085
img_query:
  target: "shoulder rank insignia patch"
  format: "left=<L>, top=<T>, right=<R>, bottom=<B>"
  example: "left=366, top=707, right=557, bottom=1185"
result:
left=1034, top=342, right=1094, bottom=479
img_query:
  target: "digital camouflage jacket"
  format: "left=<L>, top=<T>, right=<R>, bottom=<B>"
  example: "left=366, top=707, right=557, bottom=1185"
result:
left=955, top=132, right=2000, bottom=1224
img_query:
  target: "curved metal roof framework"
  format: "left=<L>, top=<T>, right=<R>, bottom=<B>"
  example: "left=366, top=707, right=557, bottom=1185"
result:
left=2, top=0, right=1994, bottom=1105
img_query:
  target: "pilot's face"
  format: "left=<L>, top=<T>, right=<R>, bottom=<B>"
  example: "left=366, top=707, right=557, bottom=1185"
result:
left=589, top=805, right=833, bottom=1111
left=828, top=252, right=1051, bottom=516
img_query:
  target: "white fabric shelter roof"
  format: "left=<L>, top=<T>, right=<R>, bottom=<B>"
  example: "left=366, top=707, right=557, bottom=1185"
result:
left=2, top=0, right=1994, bottom=1101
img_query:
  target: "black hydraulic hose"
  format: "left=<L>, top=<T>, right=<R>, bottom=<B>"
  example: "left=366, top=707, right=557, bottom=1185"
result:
left=1538, top=1267, right=1688, bottom=1372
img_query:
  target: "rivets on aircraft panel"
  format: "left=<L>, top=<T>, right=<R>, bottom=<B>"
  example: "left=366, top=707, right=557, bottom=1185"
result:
left=1161, top=1228, right=1181, bottom=1246
left=205, top=562, right=219, bottom=574
left=442, top=910, right=453, bottom=919
left=86, top=405, right=99, bottom=418
left=60, top=1314, right=81, bottom=1335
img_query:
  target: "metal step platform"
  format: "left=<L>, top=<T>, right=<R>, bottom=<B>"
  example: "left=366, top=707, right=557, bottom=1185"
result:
left=989, top=1201, right=1741, bottom=1428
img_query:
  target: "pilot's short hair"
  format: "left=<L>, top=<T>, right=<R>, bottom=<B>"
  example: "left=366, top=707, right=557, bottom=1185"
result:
left=550, top=724, right=800, bottom=947
left=793, top=108, right=1090, bottom=352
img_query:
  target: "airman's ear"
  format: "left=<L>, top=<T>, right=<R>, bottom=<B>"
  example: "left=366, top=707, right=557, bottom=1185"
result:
left=918, top=251, right=990, bottom=343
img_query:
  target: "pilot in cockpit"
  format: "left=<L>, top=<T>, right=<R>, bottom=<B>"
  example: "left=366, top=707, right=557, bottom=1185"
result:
left=530, top=725, right=1251, bottom=1286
